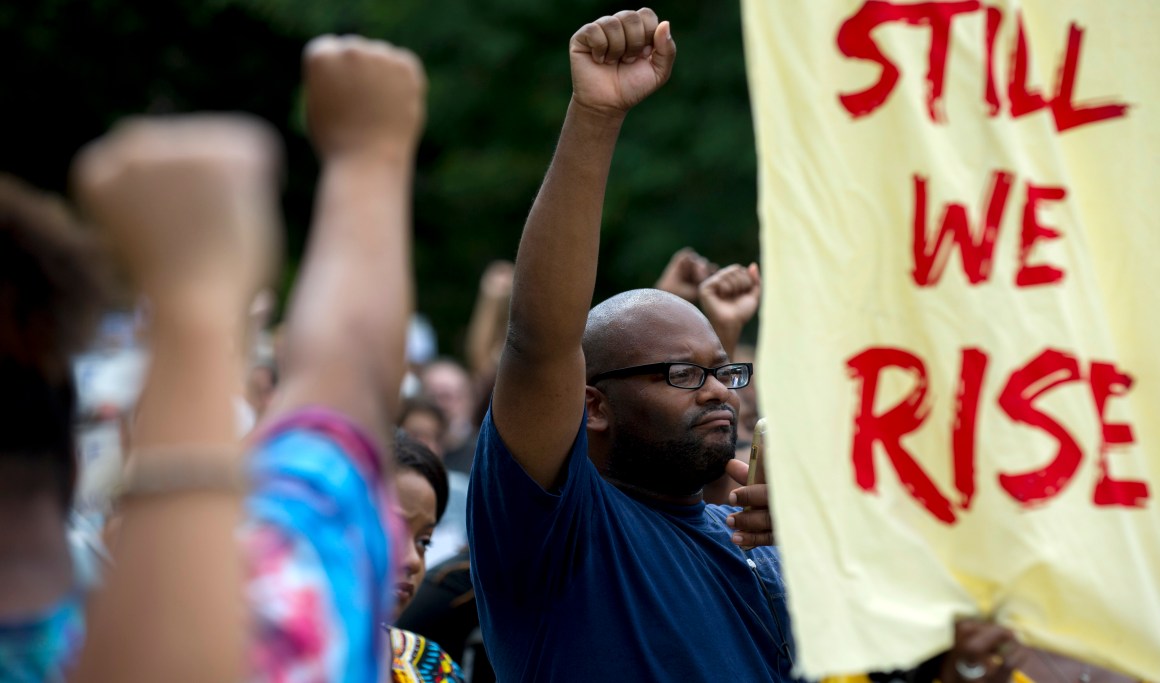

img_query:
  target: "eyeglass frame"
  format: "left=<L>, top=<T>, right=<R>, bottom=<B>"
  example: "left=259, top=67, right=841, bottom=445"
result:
left=587, top=362, right=753, bottom=390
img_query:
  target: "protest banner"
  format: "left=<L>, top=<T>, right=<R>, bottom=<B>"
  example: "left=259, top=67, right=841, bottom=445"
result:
left=743, top=1, right=1160, bottom=677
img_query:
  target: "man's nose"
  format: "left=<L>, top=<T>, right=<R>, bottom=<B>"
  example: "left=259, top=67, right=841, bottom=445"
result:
left=697, top=371, right=734, bottom=403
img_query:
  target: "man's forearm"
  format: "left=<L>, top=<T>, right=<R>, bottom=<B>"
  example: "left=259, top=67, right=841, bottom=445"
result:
left=507, top=101, right=624, bottom=358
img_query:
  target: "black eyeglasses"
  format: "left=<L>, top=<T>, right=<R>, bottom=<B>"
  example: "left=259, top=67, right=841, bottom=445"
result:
left=588, top=362, right=752, bottom=390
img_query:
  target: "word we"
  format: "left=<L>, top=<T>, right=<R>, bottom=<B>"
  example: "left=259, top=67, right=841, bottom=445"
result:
left=912, top=170, right=1066, bottom=287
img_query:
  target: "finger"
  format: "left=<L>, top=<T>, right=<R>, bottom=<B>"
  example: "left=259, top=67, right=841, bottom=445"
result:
left=692, top=256, right=713, bottom=282
left=998, top=645, right=1032, bottom=679
left=970, top=626, right=1019, bottom=678
left=961, top=622, right=1014, bottom=659
left=724, top=458, right=749, bottom=485
left=726, top=509, right=772, bottom=533
left=384, top=44, right=427, bottom=82
left=638, top=8, right=659, bottom=60
left=705, top=265, right=747, bottom=298
left=748, top=262, right=762, bottom=288
left=953, top=618, right=986, bottom=641
left=721, top=265, right=748, bottom=294
left=596, top=15, right=627, bottom=64
left=675, top=250, right=700, bottom=274
left=731, top=530, right=774, bottom=547
left=650, top=20, right=677, bottom=80
left=572, top=22, right=610, bottom=64
left=950, top=619, right=985, bottom=657
left=304, top=33, right=340, bottom=61
left=616, top=10, right=647, bottom=63
left=71, top=136, right=117, bottom=200
left=639, top=7, right=660, bottom=44
left=728, top=484, right=769, bottom=508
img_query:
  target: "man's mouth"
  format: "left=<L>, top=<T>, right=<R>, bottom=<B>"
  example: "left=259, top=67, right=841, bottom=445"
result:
left=694, top=409, right=736, bottom=430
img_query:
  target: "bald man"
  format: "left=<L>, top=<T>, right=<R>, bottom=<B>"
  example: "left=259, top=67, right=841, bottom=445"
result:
left=467, top=9, right=796, bottom=682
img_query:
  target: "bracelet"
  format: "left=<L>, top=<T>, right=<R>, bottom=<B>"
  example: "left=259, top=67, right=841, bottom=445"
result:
left=116, top=446, right=248, bottom=502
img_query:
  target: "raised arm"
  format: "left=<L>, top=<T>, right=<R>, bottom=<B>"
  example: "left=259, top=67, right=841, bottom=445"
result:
left=698, top=262, right=761, bottom=360
left=493, top=9, right=676, bottom=488
left=465, top=260, right=514, bottom=386
left=71, top=115, right=281, bottom=683
left=264, top=35, right=426, bottom=451
left=245, top=37, right=428, bottom=682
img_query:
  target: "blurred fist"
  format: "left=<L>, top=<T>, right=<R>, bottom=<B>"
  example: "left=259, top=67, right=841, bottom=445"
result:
left=940, top=619, right=1019, bottom=683
left=304, top=35, right=427, bottom=161
left=72, top=115, right=281, bottom=311
left=655, top=247, right=716, bottom=303
left=480, top=260, right=514, bottom=300
left=699, top=263, right=761, bottom=330
left=569, top=8, right=676, bottom=117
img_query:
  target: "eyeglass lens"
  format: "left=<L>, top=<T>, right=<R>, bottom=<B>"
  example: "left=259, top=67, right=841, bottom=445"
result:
left=668, top=364, right=748, bottom=389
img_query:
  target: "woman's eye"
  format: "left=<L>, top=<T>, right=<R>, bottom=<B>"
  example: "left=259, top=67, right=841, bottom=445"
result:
left=417, top=537, right=433, bottom=551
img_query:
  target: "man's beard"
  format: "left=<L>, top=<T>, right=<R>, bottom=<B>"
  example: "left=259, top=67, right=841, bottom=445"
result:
left=604, top=416, right=737, bottom=498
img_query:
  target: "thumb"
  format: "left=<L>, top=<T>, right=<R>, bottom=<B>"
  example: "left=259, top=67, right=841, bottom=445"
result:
left=724, top=458, right=749, bottom=486
left=747, top=262, right=762, bottom=288
left=650, top=21, right=677, bottom=81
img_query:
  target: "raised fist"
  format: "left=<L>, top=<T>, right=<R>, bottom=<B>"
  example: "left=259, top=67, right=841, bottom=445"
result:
left=480, top=260, right=515, bottom=300
left=655, top=247, right=717, bottom=303
left=699, top=263, right=761, bottom=341
left=569, top=8, right=676, bottom=117
left=304, top=34, right=427, bottom=161
left=72, top=114, right=281, bottom=311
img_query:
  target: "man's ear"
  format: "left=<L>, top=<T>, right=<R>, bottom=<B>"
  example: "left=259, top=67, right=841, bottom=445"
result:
left=585, top=385, right=610, bottom=433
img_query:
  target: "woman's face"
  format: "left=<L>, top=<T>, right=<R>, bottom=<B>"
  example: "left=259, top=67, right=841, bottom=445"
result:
left=392, top=470, right=437, bottom=620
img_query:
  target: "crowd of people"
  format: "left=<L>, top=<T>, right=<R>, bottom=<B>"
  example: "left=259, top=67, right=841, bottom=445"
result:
left=0, top=7, right=1148, bottom=683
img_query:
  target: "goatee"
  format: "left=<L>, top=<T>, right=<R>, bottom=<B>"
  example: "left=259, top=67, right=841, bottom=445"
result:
left=605, top=419, right=736, bottom=498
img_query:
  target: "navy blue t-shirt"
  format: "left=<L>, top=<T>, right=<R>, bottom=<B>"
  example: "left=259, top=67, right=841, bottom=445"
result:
left=468, top=408, right=798, bottom=682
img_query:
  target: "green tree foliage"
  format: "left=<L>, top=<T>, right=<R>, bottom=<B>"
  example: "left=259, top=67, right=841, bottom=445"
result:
left=2, top=0, right=758, bottom=356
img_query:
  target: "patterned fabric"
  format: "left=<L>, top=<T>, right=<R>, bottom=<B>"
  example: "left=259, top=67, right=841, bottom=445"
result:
left=245, top=408, right=402, bottom=683
left=390, top=628, right=465, bottom=683
left=0, top=593, right=84, bottom=683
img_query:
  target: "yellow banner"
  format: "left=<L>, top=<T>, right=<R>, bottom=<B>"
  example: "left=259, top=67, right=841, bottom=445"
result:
left=743, top=0, right=1160, bottom=677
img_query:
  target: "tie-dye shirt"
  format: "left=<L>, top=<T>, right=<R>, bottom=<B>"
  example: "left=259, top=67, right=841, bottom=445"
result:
left=245, top=408, right=403, bottom=683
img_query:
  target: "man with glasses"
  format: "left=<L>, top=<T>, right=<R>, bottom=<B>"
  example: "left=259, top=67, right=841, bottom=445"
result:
left=468, top=9, right=796, bottom=682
